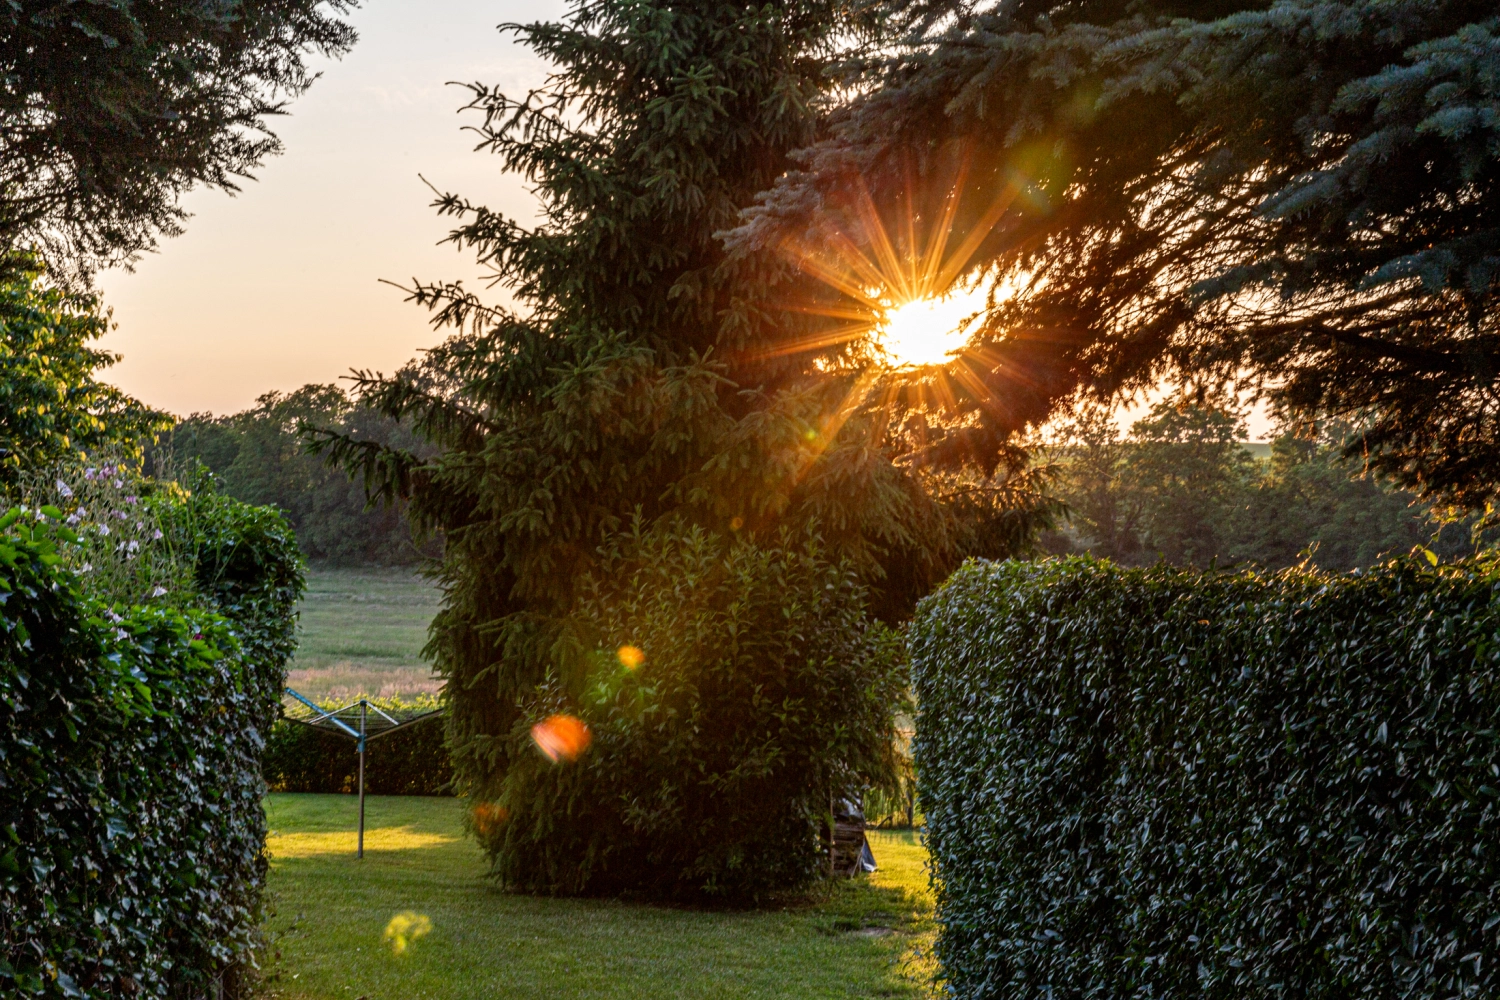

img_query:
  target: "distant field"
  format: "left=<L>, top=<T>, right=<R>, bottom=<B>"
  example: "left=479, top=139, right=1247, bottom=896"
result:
left=286, top=566, right=444, bottom=704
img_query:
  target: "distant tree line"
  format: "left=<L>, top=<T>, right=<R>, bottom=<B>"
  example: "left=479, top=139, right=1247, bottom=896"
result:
left=1045, top=399, right=1480, bottom=572
left=156, top=384, right=437, bottom=566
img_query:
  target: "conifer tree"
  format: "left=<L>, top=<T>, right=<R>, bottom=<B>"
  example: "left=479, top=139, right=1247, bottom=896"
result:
left=314, top=0, right=1057, bottom=879
left=735, top=0, right=1500, bottom=505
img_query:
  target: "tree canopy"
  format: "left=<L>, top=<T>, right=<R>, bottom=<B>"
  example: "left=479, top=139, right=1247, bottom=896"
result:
left=315, top=0, right=1058, bottom=854
left=161, top=384, right=435, bottom=565
left=0, top=254, right=167, bottom=489
left=1, top=0, right=356, bottom=277
left=731, top=0, right=1500, bottom=506
left=1046, top=400, right=1472, bottom=571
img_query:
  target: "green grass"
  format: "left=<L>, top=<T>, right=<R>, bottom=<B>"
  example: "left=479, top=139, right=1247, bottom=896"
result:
left=261, top=794, right=936, bottom=999
left=287, top=567, right=443, bottom=703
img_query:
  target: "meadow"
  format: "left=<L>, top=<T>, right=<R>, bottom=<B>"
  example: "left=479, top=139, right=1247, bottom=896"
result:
left=285, top=567, right=443, bottom=703
left=261, top=794, right=937, bottom=999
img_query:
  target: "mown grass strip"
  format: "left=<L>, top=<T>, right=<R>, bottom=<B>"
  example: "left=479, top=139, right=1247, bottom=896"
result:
left=262, top=794, right=935, bottom=999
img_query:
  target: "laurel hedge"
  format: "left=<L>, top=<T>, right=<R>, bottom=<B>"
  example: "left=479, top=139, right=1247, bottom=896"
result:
left=0, top=496, right=301, bottom=999
left=911, top=555, right=1500, bottom=1000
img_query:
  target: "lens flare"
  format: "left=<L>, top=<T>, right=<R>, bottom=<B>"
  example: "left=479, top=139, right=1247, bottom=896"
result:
left=531, top=714, right=591, bottom=762
left=617, top=645, right=644, bottom=670
left=471, top=802, right=509, bottom=837
left=384, top=911, right=432, bottom=955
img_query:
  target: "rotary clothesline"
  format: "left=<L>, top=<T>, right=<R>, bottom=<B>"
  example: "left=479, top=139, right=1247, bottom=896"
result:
left=283, top=688, right=442, bottom=858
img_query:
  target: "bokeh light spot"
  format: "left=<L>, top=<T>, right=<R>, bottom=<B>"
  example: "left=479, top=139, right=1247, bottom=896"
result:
left=617, top=645, right=644, bottom=670
left=531, top=714, right=591, bottom=763
left=471, top=802, right=509, bottom=837
left=384, top=911, right=432, bottom=955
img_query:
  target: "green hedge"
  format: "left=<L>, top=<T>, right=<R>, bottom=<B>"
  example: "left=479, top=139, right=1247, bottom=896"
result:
left=911, top=555, right=1500, bottom=1000
left=0, top=496, right=301, bottom=998
left=263, top=706, right=451, bottom=796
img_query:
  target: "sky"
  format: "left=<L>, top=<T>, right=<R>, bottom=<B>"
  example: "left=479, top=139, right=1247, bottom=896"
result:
left=93, top=0, right=1270, bottom=437
left=96, top=0, right=566, bottom=417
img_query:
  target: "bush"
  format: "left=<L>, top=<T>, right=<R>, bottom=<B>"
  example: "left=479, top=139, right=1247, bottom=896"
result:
left=480, top=524, right=908, bottom=900
left=264, top=696, right=451, bottom=795
left=911, top=555, right=1500, bottom=1000
left=0, top=253, right=168, bottom=492
left=0, top=491, right=302, bottom=998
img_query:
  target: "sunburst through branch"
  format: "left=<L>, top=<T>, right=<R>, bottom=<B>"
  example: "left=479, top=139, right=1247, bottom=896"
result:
left=775, top=156, right=1018, bottom=370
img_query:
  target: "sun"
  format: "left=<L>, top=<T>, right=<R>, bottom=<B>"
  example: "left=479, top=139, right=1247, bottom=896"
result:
left=876, top=284, right=988, bottom=368
left=767, top=151, right=1019, bottom=372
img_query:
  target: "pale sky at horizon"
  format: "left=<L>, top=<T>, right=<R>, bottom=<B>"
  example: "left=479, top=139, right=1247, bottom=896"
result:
left=96, top=0, right=566, bottom=417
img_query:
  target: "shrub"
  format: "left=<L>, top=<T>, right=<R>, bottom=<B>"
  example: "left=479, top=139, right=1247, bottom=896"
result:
left=0, top=254, right=168, bottom=492
left=481, top=524, right=908, bottom=900
left=911, top=555, right=1500, bottom=1000
left=0, top=490, right=302, bottom=998
left=21, top=458, right=194, bottom=608
left=264, top=696, right=451, bottom=795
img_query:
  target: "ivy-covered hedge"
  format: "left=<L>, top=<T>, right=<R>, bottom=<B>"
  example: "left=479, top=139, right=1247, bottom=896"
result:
left=0, top=496, right=301, bottom=999
left=264, top=703, right=450, bottom=796
left=911, top=556, right=1500, bottom=1000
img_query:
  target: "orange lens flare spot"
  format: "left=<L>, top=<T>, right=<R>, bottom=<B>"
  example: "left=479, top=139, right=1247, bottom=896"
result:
left=729, top=516, right=744, bottom=531
left=617, top=645, right=644, bottom=670
left=531, top=714, right=591, bottom=762
left=471, top=802, right=509, bottom=836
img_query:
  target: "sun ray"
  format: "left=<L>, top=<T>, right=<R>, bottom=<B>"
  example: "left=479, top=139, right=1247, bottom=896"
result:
left=789, top=368, right=885, bottom=486
left=775, top=148, right=1021, bottom=375
left=932, top=181, right=1021, bottom=293
left=915, top=155, right=971, bottom=296
left=949, top=355, right=1005, bottom=417
left=748, top=323, right=875, bottom=361
left=853, top=178, right=917, bottom=302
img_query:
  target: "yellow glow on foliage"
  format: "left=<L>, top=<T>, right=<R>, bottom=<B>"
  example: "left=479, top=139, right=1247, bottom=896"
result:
left=384, top=911, right=432, bottom=955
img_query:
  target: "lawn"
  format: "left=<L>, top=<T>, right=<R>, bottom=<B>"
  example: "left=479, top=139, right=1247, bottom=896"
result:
left=286, top=567, right=443, bottom=703
left=261, top=794, right=936, bottom=999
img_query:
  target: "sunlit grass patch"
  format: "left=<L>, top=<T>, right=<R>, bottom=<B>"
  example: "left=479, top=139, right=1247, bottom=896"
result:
left=267, top=825, right=459, bottom=859
left=260, top=794, right=938, bottom=999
